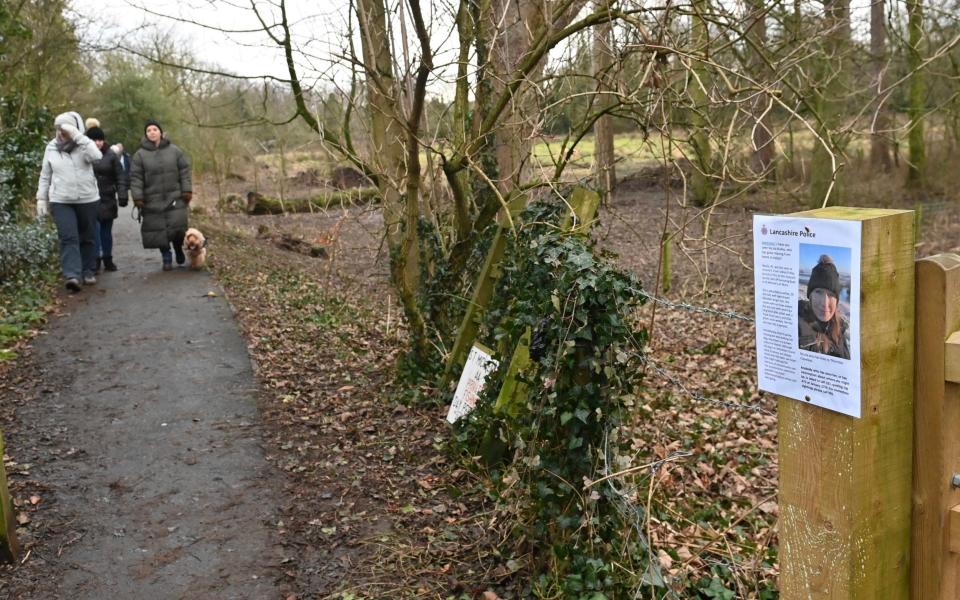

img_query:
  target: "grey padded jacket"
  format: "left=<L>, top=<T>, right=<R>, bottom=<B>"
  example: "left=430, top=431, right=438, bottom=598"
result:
left=130, top=137, right=192, bottom=249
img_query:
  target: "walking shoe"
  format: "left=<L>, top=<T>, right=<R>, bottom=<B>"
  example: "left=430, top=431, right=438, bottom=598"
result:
left=83, top=275, right=97, bottom=285
left=103, top=257, right=118, bottom=271
left=174, top=246, right=186, bottom=266
left=65, top=278, right=81, bottom=292
left=162, top=261, right=173, bottom=271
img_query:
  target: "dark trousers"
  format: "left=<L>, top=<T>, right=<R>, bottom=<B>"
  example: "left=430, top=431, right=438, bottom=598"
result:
left=51, top=202, right=98, bottom=279
left=95, top=219, right=115, bottom=258
left=159, top=232, right=186, bottom=264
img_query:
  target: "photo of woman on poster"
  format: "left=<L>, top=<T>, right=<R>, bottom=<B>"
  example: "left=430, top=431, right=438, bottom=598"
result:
left=798, top=247, right=851, bottom=360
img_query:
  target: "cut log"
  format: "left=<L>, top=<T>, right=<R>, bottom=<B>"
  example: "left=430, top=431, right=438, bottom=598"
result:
left=256, top=228, right=329, bottom=259
left=245, top=188, right=379, bottom=215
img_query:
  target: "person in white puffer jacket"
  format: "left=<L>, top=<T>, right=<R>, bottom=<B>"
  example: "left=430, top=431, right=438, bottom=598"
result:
left=36, top=111, right=103, bottom=292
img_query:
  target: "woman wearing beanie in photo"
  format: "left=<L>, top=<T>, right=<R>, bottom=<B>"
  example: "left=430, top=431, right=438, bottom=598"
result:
left=36, top=111, right=103, bottom=292
left=130, top=118, right=193, bottom=270
left=86, top=126, right=128, bottom=272
left=798, top=254, right=850, bottom=359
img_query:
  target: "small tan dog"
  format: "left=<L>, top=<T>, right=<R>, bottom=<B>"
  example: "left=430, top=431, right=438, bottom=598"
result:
left=184, top=228, right=207, bottom=269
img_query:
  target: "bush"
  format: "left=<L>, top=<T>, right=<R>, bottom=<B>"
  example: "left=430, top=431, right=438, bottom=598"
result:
left=0, top=95, right=49, bottom=220
left=0, top=215, right=56, bottom=361
left=0, top=215, right=57, bottom=283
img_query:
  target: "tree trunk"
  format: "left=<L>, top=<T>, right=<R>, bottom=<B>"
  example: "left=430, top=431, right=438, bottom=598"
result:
left=809, top=0, right=849, bottom=207
left=689, top=0, right=714, bottom=207
left=592, top=0, right=617, bottom=200
left=451, top=0, right=475, bottom=242
left=869, top=0, right=893, bottom=172
left=357, top=0, right=428, bottom=358
left=489, top=0, right=548, bottom=190
left=747, top=0, right=774, bottom=177
left=906, top=0, right=925, bottom=186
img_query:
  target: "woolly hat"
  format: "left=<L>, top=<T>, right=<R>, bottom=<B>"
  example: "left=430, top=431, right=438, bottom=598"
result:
left=144, top=118, right=163, bottom=135
left=86, top=126, right=105, bottom=141
left=807, top=254, right=841, bottom=298
left=54, top=111, right=84, bottom=131
left=85, top=117, right=100, bottom=130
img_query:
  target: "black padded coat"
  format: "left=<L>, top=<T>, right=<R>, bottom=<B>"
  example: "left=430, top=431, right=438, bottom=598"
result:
left=92, top=147, right=128, bottom=221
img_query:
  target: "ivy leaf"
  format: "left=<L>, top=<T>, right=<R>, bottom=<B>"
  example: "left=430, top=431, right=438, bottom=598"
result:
left=560, top=411, right=574, bottom=425
left=568, top=252, right=594, bottom=271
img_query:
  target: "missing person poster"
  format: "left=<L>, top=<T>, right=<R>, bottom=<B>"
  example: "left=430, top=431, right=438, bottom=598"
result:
left=446, top=345, right=499, bottom=424
left=753, top=215, right=862, bottom=417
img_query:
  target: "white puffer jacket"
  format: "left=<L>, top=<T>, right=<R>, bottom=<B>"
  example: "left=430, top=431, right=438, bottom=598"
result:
left=36, top=115, right=102, bottom=205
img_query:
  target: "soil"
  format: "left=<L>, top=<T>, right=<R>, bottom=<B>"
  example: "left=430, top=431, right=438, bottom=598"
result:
left=2, top=181, right=958, bottom=598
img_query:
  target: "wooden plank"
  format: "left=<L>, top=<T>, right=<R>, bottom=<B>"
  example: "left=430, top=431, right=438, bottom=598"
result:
left=951, top=506, right=960, bottom=554
left=945, top=331, right=960, bottom=384
left=779, top=208, right=914, bottom=599
left=0, top=431, right=19, bottom=563
left=493, top=329, right=531, bottom=417
left=912, top=253, right=960, bottom=600
left=442, top=192, right=528, bottom=384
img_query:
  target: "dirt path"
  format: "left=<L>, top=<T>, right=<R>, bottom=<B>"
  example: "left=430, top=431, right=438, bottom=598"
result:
left=1, top=212, right=288, bottom=598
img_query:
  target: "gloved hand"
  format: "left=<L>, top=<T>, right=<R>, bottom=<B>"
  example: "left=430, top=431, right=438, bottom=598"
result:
left=59, top=123, right=80, bottom=140
left=36, top=200, right=49, bottom=218
left=119, top=194, right=129, bottom=208
left=182, top=191, right=193, bottom=204
left=134, top=198, right=144, bottom=209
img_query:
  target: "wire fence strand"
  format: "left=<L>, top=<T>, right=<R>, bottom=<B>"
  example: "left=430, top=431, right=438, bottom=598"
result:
left=631, top=287, right=755, bottom=322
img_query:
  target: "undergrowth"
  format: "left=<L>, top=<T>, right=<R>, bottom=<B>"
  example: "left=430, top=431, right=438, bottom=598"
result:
left=0, top=218, right=57, bottom=361
left=452, top=197, right=657, bottom=598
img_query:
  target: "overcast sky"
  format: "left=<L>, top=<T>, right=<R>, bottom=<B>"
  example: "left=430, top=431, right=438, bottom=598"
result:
left=69, top=0, right=358, bottom=82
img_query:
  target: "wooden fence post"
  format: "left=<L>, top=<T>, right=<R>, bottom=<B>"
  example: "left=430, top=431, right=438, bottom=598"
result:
left=778, top=208, right=914, bottom=598
left=0, top=430, right=19, bottom=563
left=912, top=253, right=960, bottom=600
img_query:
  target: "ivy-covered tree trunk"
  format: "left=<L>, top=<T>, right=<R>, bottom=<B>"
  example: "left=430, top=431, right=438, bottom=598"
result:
left=906, top=0, right=926, bottom=185
left=689, top=0, right=714, bottom=207
left=357, top=0, right=428, bottom=359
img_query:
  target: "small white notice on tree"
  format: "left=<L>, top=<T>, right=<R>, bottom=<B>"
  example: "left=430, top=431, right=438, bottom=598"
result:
left=753, top=215, right=862, bottom=417
left=447, top=345, right=499, bottom=424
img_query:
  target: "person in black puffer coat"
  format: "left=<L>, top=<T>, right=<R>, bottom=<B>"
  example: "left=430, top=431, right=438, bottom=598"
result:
left=85, top=126, right=127, bottom=272
left=130, top=118, right=193, bottom=270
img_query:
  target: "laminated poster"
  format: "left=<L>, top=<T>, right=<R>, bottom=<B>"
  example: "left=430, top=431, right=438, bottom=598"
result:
left=753, top=215, right=862, bottom=417
left=446, top=345, right=499, bottom=424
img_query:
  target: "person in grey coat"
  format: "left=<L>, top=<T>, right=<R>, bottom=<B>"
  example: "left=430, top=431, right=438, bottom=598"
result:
left=36, top=111, right=103, bottom=292
left=130, top=119, right=193, bottom=270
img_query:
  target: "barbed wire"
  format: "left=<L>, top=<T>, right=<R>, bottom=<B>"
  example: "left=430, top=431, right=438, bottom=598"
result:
left=630, top=287, right=755, bottom=322
left=638, top=353, right=774, bottom=416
